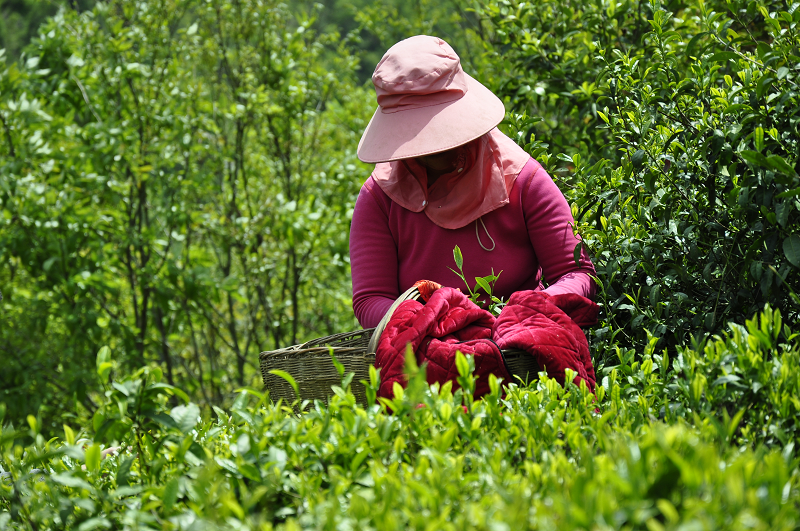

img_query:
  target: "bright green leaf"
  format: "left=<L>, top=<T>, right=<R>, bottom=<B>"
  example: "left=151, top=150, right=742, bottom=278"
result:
left=85, top=444, right=102, bottom=473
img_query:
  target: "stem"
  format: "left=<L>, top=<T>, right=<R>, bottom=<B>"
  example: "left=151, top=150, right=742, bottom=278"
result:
left=0, top=112, right=15, bottom=158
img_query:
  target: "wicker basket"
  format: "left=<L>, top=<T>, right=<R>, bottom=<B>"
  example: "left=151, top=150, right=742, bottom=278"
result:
left=259, top=287, right=539, bottom=405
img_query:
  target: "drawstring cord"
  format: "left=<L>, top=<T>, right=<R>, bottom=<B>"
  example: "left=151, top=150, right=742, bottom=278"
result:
left=475, top=217, right=495, bottom=251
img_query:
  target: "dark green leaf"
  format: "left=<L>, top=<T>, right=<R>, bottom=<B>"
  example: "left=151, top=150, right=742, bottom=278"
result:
left=162, top=477, right=179, bottom=511
left=707, top=51, right=739, bottom=63
left=116, top=457, right=135, bottom=487
left=77, top=517, right=111, bottom=531
left=783, top=235, right=800, bottom=267
left=711, top=375, right=744, bottom=387
left=52, top=473, right=92, bottom=491
left=631, top=149, right=646, bottom=168
left=740, top=150, right=769, bottom=167
left=144, top=412, right=179, bottom=430
left=766, top=155, right=797, bottom=176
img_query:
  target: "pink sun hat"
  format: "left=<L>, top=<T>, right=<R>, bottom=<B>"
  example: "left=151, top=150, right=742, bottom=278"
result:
left=357, top=35, right=506, bottom=164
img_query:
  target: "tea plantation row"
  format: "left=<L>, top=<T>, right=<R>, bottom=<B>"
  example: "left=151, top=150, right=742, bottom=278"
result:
left=1, top=306, right=798, bottom=529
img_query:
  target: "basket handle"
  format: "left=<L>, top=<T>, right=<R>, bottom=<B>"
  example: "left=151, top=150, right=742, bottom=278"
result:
left=366, top=286, right=421, bottom=354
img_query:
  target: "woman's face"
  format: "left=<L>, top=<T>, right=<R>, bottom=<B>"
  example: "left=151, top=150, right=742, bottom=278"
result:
left=415, top=147, right=460, bottom=172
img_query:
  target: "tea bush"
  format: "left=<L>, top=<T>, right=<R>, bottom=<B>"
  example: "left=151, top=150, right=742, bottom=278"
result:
left=583, top=1, right=800, bottom=349
left=479, top=0, right=800, bottom=356
left=1, top=307, right=798, bottom=529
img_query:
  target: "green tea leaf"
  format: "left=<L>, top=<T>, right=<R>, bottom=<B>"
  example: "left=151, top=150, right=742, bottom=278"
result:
left=754, top=126, right=765, bottom=152
left=631, top=149, right=646, bottom=168
left=727, top=409, right=746, bottom=441
left=686, top=31, right=709, bottom=56
left=92, top=410, right=105, bottom=434
left=711, top=375, right=744, bottom=387
left=438, top=426, right=457, bottom=452
left=474, top=276, right=492, bottom=295
left=162, top=477, right=179, bottom=511
left=85, top=444, right=102, bottom=473
left=404, top=342, right=418, bottom=375
left=63, top=424, right=76, bottom=445
left=329, top=348, right=346, bottom=377
left=453, top=245, right=464, bottom=270
left=170, top=403, right=200, bottom=433
left=96, top=346, right=111, bottom=381
left=145, top=412, right=179, bottom=430
left=766, top=154, right=797, bottom=176
left=77, top=517, right=111, bottom=531
left=783, top=235, right=800, bottom=267
left=52, top=473, right=92, bottom=491
left=708, top=51, right=739, bottom=63
left=776, top=186, right=800, bottom=199
left=269, top=369, right=300, bottom=401
left=350, top=449, right=369, bottom=473
left=116, top=457, right=134, bottom=486
left=392, top=381, right=404, bottom=400
left=740, top=150, right=769, bottom=167
left=455, top=351, right=469, bottom=379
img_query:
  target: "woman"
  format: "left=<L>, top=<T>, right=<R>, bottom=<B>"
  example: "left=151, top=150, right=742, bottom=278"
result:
left=350, top=35, right=596, bottom=328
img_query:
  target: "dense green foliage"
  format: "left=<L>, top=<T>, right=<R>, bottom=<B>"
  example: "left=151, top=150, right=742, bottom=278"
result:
left=0, top=0, right=96, bottom=60
left=480, top=0, right=800, bottom=353
left=1, top=0, right=370, bottom=429
left=2, top=0, right=800, bottom=527
left=1, top=307, right=799, bottom=529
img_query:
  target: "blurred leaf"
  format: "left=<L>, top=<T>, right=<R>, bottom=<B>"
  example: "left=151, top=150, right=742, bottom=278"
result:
left=329, top=348, right=346, bottom=377
left=85, top=444, right=102, bottom=473
left=269, top=369, right=300, bottom=402
left=162, top=477, right=179, bottom=511
left=96, top=346, right=112, bottom=381
left=170, top=403, right=200, bottom=433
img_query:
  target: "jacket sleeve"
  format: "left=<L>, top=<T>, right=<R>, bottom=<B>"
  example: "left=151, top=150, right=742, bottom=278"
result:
left=523, top=164, right=597, bottom=299
left=349, top=178, right=399, bottom=328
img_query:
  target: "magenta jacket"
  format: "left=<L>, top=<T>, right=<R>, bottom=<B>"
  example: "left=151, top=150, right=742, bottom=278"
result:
left=349, top=158, right=597, bottom=328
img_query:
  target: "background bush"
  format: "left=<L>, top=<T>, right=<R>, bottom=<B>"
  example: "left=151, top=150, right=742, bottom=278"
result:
left=1, top=0, right=370, bottom=430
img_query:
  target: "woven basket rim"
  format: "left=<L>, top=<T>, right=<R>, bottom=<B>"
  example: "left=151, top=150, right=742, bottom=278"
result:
left=259, top=347, right=374, bottom=361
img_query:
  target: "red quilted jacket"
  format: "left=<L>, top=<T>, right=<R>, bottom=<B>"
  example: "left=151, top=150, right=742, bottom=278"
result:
left=375, top=287, right=599, bottom=399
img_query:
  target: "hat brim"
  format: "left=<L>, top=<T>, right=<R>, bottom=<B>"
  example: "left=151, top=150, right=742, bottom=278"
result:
left=357, top=73, right=506, bottom=164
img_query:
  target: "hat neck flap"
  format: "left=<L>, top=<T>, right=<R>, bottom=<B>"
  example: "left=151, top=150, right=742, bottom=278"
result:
left=371, top=128, right=531, bottom=230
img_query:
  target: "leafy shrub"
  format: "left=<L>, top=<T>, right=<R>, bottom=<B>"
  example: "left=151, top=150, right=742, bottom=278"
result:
left=2, top=307, right=798, bottom=529
left=474, top=0, right=657, bottom=161
left=607, top=305, right=800, bottom=449
left=482, top=0, right=800, bottom=354
left=0, top=0, right=368, bottom=431
left=583, top=1, right=800, bottom=348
